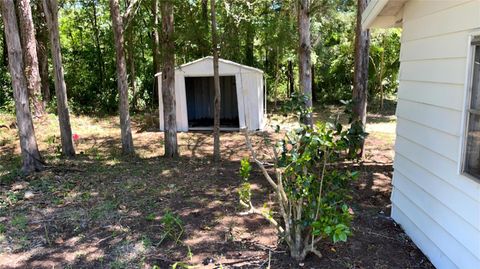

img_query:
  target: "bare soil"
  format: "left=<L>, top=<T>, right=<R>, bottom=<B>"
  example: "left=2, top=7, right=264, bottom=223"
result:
left=0, top=109, right=434, bottom=268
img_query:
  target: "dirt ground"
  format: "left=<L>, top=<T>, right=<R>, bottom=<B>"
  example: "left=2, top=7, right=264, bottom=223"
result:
left=0, top=108, right=434, bottom=268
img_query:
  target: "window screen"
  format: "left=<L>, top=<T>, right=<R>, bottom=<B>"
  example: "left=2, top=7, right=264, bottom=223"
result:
left=464, top=43, right=480, bottom=178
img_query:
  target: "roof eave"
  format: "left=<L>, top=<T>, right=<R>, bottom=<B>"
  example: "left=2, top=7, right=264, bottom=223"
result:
left=362, top=0, right=406, bottom=30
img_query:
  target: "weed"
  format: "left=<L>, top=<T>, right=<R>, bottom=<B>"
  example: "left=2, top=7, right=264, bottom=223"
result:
left=171, top=262, right=195, bottom=269
left=145, top=213, right=156, bottom=221
left=0, top=168, right=21, bottom=185
left=141, top=235, right=152, bottom=248
left=91, top=200, right=118, bottom=220
left=159, top=210, right=184, bottom=245
left=0, top=223, right=6, bottom=234
left=81, top=192, right=91, bottom=201
left=11, top=215, right=28, bottom=231
left=109, top=260, right=126, bottom=269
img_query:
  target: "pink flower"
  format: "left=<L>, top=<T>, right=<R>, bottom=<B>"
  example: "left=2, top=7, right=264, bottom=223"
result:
left=72, top=133, right=80, bottom=142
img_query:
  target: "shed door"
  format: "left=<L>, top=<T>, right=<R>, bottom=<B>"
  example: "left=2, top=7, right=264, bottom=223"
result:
left=185, top=76, right=239, bottom=128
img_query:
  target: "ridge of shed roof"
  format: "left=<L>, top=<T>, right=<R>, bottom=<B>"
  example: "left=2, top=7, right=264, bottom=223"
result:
left=155, top=56, right=264, bottom=77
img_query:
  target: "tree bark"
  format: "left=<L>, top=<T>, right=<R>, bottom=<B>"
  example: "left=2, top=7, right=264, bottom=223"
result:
left=2, top=30, right=7, bottom=68
left=352, top=0, right=370, bottom=155
left=108, top=0, right=135, bottom=155
left=161, top=0, right=178, bottom=157
left=245, top=22, right=254, bottom=66
left=1, top=0, right=44, bottom=173
left=17, top=0, right=44, bottom=117
left=152, top=0, right=160, bottom=107
left=91, top=0, right=105, bottom=93
left=311, top=64, right=316, bottom=102
left=211, top=0, right=221, bottom=162
left=43, top=0, right=75, bottom=157
left=287, top=60, right=294, bottom=97
left=34, top=0, right=50, bottom=105
left=126, top=25, right=137, bottom=111
left=298, top=0, right=313, bottom=127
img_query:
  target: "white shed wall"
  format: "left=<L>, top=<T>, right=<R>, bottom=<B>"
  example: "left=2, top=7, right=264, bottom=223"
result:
left=393, top=1, right=480, bottom=268
left=157, top=57, right=264, bottom=132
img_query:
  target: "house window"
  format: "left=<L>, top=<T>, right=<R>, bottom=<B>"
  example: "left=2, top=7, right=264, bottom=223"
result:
left=463, top=37, right=480, bottom=179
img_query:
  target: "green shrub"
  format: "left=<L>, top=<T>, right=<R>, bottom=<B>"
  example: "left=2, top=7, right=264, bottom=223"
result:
left=241, top=119, right=363, bottom=261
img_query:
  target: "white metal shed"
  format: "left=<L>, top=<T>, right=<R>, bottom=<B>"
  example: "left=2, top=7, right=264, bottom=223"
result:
left=155, top=56, right=265, bottom=132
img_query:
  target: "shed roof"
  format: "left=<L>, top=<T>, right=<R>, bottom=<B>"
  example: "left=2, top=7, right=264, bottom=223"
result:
left=362, top=0, right=407, bottom=29
left=155, top=56, right=263, bottom=77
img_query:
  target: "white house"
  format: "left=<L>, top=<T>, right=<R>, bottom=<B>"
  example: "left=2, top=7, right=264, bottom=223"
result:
left=155, top=56, right=265, bottom=132
left=363, top=1, right=480, bottom=268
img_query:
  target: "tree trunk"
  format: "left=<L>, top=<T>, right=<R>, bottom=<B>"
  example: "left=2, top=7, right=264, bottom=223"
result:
left=17, top=0, right=44, bottom=117
left=245, top=22, right=254, bottom=66
left=211, top=0, right=221, bottom=162
left=126, top=26, right=137, bottom=111
left=287, top=60, right=294, bottom=97
left=297, top=0, right=313, bottom=127
left=352, top=0, right=370, bottom=156
left=108, top=0, right=135, bottom=155
left=152, top=0, right=160, bottom=107
left=1, top=0, right=44, bottom=173
left=43, top=0, right=76, bottom=157
left=91, top=1, right=105, bottom=93
left=2, top=30, right=7, bottom=67
left=379, top=34, right=385, bottom=110
left=311, top=64, right=316, bottom=102
left=34, top=0, right=50, bottom=105
left=161, top=0, right=178, bottom=157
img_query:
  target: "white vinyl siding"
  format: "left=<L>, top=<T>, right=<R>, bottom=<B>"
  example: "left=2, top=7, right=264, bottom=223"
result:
left=391, top=1, right=480, bottom=268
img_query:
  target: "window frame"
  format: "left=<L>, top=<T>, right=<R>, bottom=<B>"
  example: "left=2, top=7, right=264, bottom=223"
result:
left=460, top=35, right=480, bottom=183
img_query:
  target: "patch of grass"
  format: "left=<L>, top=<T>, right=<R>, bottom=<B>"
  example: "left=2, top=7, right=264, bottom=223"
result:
left=0, top=167, right=22, bottom=185
left=109, top=260, right=126, bottom=269
left=145, top=213, right=156, bottom=222
left=80, top=192, right=91, bottom=201
left=11, top=215, right=28, bottom=231
left=91, top=200, right=118, bottom=220
left=141, top=235, right=152, bottom=248
left=0, top=222, right=6, bottom=234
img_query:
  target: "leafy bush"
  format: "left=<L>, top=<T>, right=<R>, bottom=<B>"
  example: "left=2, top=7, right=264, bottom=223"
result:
left=241, top=119, right=363, bottom=261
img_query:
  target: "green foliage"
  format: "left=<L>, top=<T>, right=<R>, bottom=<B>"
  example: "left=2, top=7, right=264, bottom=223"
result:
left=239, top=158, right=251, bottom=180
left=0, top=0, right=399, bottom=114
left=145, top=213, right=156, bottom=221
left=238, top=158, right=252, bottom=208
left=241, top=114, right=365, bottom=260
left=11, top=215, right=28, bottom=231
left=159, top=210, right=184, bottom=245
left=90, top=200, right=117, bottom=220
left=276, top=122, right=360, bottom=243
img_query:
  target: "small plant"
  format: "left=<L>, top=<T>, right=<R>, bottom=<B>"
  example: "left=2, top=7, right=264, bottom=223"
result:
left=0, top=223, right=6, bottom=234
left=159, top=210, right=184, bottom=245
left=11, top=215, right=28, bottom=231
left=238, top=158, right=252, bottom=208
left=240, top=120, right=363, bottom=261
left=145, top=213, right=156, bottom=221
left=141, top=234, right=152, bottom=248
